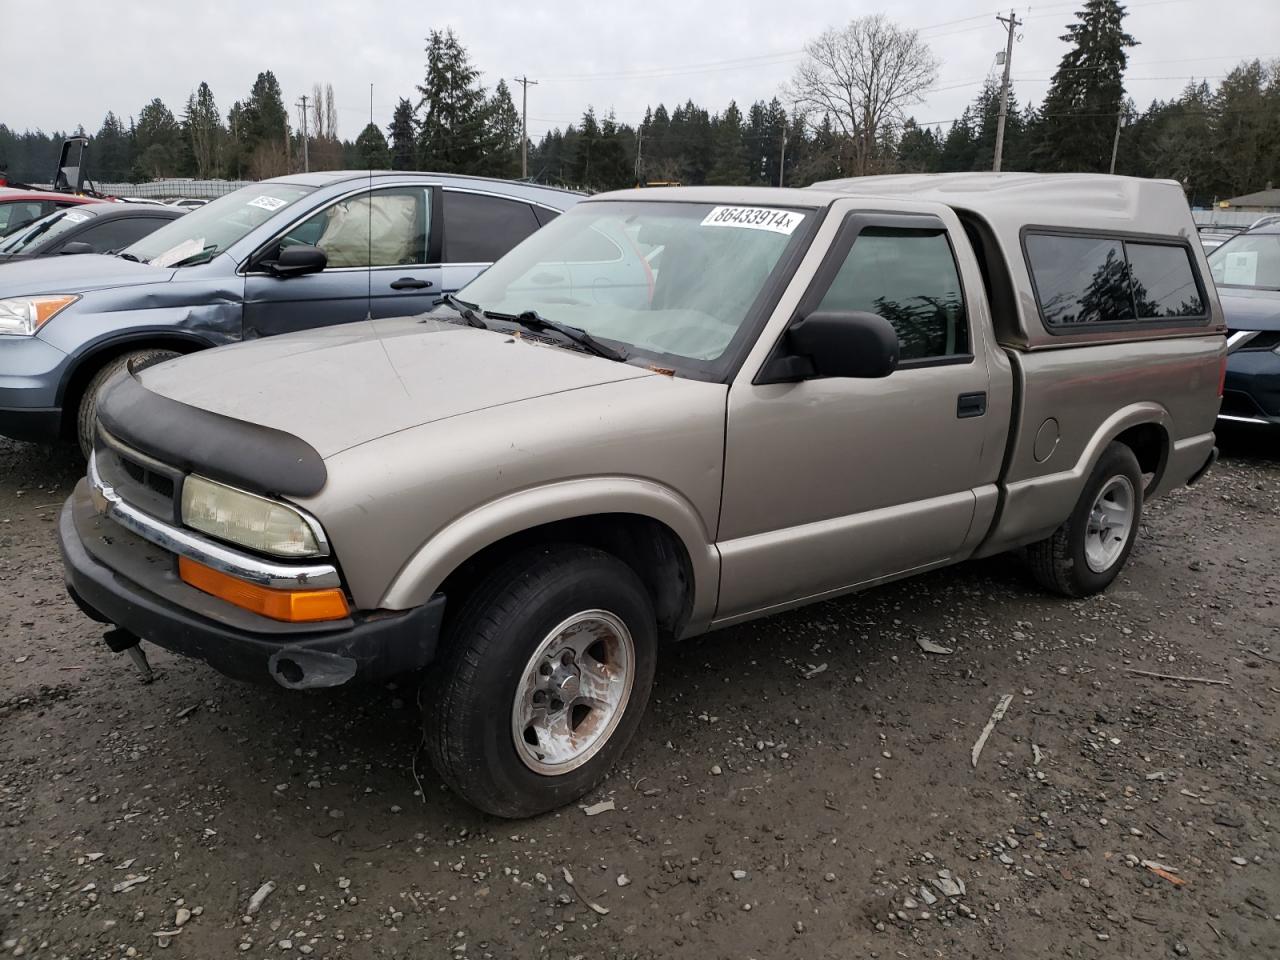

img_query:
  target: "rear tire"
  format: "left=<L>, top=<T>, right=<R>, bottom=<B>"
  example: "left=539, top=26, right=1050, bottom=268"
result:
left=1025, top=441, right=1144, bottom=598
left=76, top=349, right=179, bottom=458
left=425, top=544, right=657, bottom=818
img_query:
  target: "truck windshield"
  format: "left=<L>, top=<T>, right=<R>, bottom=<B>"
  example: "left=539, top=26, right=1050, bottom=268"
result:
left=1208, top=232, right=1280, bottom=291
left=0, top=207, right=90, bottom=253
left=458, top=200, right=812, bottom=364
left=121, top=183, right=315, bottom=267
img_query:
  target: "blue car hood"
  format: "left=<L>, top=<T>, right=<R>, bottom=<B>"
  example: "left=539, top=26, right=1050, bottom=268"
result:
left=0, top=253, right=173, bottom=297
left=1219, top=288, right=1280, bottom=332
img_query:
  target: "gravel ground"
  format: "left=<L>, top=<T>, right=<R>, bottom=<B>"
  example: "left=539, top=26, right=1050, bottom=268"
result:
left=1, top=432, right=1277, bottom=960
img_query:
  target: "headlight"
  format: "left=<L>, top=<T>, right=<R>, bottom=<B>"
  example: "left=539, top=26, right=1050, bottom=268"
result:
left=181, top=475, right=326, bottom=558
left=0, top=295, right=79, bottom=336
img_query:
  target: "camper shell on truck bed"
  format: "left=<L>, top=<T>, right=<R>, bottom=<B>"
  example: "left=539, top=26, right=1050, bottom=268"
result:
left=59, top=173, right=1224, bottom=818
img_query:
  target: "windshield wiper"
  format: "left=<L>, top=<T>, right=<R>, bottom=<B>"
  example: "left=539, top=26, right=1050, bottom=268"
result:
left=486, top=309, right=628, bottom=362
left=116, top=251, right=141, bottom=262
left=435, top=292, right=487, bottom=329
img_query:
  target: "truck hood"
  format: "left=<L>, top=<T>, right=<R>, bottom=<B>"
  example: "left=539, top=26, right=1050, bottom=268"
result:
left=0, top=253, right=173, bottom=297
left=1220, top=288, right=1280, bottom=332
left=135, top=315, right=657, bottom=458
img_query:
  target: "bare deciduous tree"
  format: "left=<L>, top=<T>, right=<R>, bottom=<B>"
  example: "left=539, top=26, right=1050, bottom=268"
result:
left=789, top=14, right=939, bottom=177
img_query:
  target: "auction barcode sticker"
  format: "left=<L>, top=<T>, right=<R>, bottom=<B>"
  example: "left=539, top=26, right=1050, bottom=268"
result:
left=247, top=195, right=288, bottom=212
left=700, top=206, right=805, bottom=235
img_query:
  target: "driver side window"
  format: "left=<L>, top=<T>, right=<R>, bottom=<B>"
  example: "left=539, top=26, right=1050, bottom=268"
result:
left=277, top=187, right=429, bottom=268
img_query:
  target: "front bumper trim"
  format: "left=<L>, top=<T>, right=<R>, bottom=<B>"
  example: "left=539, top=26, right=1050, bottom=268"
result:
left=60, top=496, right=446, bottom=687
left=88, top=452, right=340, bottom=590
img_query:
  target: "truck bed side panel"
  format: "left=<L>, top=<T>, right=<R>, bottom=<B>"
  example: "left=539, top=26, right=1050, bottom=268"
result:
left=977, top=335, right=1222, bottom=556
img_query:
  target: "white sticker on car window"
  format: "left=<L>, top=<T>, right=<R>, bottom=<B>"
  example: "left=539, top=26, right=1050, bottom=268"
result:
left=700, top=206, right=805, bottom=235
left=1222, top=251, right=1258, bottom=286
left=247, top=195, right=288, bottom=212
left=64, top=211, right=91, bottom=223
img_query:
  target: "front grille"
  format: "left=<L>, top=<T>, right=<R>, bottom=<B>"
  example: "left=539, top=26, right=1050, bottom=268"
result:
left=95, top=429, right=183, bottom=521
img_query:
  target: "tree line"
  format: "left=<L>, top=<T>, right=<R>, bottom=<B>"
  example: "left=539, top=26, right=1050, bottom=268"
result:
left=2, top=0, right=1277, bottom=207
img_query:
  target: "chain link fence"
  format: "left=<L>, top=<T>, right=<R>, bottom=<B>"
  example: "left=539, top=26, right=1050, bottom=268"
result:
left=92, top=179, right=252, bottom=200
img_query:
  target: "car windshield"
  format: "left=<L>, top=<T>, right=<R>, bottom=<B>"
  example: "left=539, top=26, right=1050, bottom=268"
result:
left=0, top=207, right=94, bottom=253
left=457, top=200, right=812, bottom=365
left=1208, top=232, right=1280, bottom=290
left=121, top=182, right=315, bottom=267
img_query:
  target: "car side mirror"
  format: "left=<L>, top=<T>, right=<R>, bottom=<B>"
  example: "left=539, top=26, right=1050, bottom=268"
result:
left=270, top=244, right=327, bottom=278
left=758, top=311, right=900, bottom=383
left=59, top=241, right=94, bottom=255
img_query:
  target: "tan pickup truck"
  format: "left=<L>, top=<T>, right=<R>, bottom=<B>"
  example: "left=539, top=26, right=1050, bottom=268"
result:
left=59, top=173, right=1224, bottom=817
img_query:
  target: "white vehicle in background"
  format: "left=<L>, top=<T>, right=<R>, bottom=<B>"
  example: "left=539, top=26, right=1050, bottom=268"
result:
left=169, top=198, right=208, bottom=210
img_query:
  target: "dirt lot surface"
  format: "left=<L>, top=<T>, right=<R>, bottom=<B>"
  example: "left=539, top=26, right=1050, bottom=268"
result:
left=1, top=434, right=1277, bottom=960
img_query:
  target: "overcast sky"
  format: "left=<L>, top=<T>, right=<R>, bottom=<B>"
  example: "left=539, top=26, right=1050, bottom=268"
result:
left=5, top=0, right=1277, bottom=143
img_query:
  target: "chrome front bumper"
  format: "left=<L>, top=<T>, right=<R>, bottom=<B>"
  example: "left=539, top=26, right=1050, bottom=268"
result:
left=87, top=452, right=341, bottom=590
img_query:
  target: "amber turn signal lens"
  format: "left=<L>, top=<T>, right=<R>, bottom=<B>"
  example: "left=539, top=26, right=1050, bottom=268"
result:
left=178, top=557, right=350, bottom=623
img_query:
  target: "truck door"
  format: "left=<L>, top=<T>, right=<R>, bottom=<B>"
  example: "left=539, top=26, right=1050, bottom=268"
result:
left=716, top=211, right=998, bottom=622
left=243, top=185, right=440, bottom=337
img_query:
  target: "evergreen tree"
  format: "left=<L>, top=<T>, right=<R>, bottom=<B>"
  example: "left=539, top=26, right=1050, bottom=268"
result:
left=94, top=112, right=133, bottom=181
left=184, top=82, right=222, bottom=178
left=132, top=98, right=182, bottom=179
left=1031, top=0, right=1138, bottom=172
left=568, top=107, right=601, bottom=188
left=387, top=97, right=417, bottom=170
left=416, top=29, right=488, bottom=173
left=896, top=119, right=943, bottom=172
left=939, top=107, right=977, bottom=172
left=480, top=79, right=521, bottom=178
left=708, top=101, right=748, bottom=184
left=355, top=122, right=391, bottom=168
left=235, top=71, right=290, bottom=178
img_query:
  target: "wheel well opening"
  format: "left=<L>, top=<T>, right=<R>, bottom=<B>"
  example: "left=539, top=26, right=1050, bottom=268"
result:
left=437, top=514, right=696, bottom=641
left=1113, top=422, right=1169, bottom=492
left=59, top=338, right=204, bottom=438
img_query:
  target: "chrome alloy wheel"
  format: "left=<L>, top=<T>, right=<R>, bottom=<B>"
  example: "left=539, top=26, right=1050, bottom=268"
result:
left=1084, top=476, right=1135, bottom=573
left=511, top=610, right=635, bottom=775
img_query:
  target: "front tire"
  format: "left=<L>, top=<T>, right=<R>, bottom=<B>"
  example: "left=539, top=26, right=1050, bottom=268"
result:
left=76, top=349, right=179, bottom=457
left=425, top=545, right=657, bottom=818
left=1025, top=441, right=1144, bottom=598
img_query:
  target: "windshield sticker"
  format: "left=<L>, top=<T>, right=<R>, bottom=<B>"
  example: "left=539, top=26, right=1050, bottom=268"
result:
left=700, top=206, right=805, bottom=235
left=64, top=211, right=91, bottom=224
left=247, top=195, right=288, bottom=212
left=1221, top=251, right=1257, bottom=286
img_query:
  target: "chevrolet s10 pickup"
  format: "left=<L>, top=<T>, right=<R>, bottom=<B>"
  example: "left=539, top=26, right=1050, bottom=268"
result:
left=59, top=174, right=1224, bottom=816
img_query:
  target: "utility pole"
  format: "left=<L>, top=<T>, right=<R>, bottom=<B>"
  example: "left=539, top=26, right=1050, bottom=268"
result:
left=635, top=128, right=644, bottom=185
left=513, top=76, right=538, bottom=179
left=1109, top=111, right=1123, bottom=175
left=993, top=9, right=1021, bottom=173
left=296, top=95, right=310, bottom=172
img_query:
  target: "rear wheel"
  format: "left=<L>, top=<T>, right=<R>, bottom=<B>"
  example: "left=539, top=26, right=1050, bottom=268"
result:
left=1025, top=441, right=1144, bottom=598
left=425, top=544, right=657, bottom=818
left=76, top=349, right=179, bottom=457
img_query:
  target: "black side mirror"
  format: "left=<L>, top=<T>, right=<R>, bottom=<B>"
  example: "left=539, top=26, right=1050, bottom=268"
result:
left=759, top=310, right=899, bottom=383
left=59, top=241, right=94, bottom=255
left=269, top=244, right=327, bottom=278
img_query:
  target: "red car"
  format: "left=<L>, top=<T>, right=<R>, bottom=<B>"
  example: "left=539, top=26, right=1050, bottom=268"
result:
left=0, top=188, right=101, bottom=239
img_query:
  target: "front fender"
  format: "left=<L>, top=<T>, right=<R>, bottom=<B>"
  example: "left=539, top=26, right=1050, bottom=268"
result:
left=378, top=476, right=721, bottom=636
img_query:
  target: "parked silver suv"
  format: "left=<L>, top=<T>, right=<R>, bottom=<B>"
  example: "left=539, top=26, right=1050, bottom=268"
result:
left=59, top=174, right=1224, bottom=817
